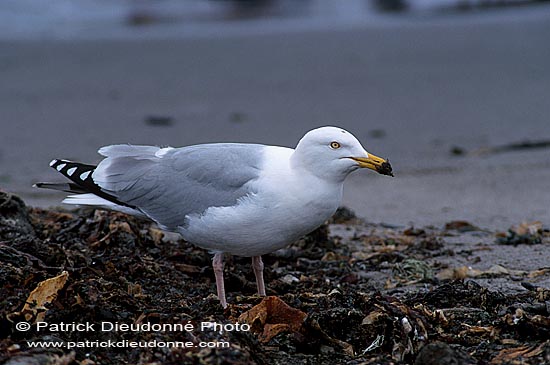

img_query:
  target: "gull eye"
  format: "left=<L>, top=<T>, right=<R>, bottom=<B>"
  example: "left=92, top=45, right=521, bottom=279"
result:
left=330, top=141, right=341, bottom=149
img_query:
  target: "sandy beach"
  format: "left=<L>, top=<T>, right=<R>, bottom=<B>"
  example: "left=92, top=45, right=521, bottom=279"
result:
left=1, top=5, right=549, bottom=230
left=1, top=4, right=550, bottom=364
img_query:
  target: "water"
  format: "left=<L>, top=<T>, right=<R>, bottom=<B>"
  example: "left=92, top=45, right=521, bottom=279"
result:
left=0, top=0, right=546, bottom=40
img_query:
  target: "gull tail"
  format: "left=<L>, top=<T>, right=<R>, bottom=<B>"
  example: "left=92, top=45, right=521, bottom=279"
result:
left=35, top=159, right=144, bottom=217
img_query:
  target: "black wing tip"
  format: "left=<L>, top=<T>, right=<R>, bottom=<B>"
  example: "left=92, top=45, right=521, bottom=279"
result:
left=44, top=159, right=97, bottom=193
left=33, top=182, right=88, bottom=193
left=49, top=159, right=96, bottom=181
left=46, top=159, right=137, bottom=210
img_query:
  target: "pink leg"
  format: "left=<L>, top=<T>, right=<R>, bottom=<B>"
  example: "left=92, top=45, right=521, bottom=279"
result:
left=212, top=252, right=227, bottom=308
left=252, top=256, right=266, bottom=296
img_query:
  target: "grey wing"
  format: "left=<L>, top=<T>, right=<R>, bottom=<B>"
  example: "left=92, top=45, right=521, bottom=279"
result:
left=92, top=143, right=264, bottom=229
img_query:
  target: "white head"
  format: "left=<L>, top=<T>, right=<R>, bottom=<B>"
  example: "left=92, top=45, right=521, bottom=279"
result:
left=291, top=126, right=393, bottom=182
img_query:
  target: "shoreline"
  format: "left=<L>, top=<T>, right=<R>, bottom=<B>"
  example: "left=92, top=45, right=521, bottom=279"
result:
left=1, top=9, right=549, bottom=231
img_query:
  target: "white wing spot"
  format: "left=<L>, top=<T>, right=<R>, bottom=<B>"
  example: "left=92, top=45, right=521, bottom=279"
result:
left=80, top=171, right=91, bottom=180
left=67, top=167, right=77, bottom=176
left=56, top=163, right=66, bottom=172
left=49, top=159, right=58, bottom=167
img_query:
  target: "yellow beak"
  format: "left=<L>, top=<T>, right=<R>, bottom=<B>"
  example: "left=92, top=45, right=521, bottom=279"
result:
left=349, top=153, right=394, bottom=176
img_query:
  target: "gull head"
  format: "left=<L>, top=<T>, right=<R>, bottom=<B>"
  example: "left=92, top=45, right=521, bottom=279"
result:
left=292, top=126, right=393, bottom=182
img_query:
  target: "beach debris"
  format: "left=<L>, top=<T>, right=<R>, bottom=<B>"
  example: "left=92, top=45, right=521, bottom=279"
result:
left=0, top=192, right=35, bottom=239
left=490, top=341, right=550, bottom=365
left=1, top=192, right=550, bottom=364
left=238, top=296, right=307, bottom=343
left=450, top=145, right=466, bottom=156
left=358, top=293, right=429, bottom=362
left=279, top=274, right=300, bottom=285
left=330, top=206, right=357, bottom=224
left=444, top=220, right=479, bottom=232
left=415, top=342, right=476, bottom=365
left=362, top=334, right=384, bottom=354
left=496, top=221, right=544, bottom=245
left=451, top=139, right=550, bottom=156
left=368, top=129, right=386, bottom=139
left=144, top=115, right=174, bottom=127
left=436, top=265, right=528, bottom=280
left=403, top=227, right=426, bottom=236
left=229, top=111, right=248, bottom=123
left=20, top=271, right=69, bottom=322
left=393, top=258, right=434, bottom=283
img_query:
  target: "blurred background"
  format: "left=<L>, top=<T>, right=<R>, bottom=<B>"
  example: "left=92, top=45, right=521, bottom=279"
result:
left=1, top=0, right=549, bottom=229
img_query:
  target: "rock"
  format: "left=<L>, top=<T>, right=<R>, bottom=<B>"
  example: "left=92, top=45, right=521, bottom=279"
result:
left=330, top=206, right=357, bottom=224
left=415, top=342, right=476, bottom=365
left=280, top=274, right=300, bottom=285
left=0, top=191, right=35, bottom=240
left=444, top=220, right=479, bottom=232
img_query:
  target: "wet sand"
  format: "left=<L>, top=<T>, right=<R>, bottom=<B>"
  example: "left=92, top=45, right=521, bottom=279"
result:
left=1, top=10, right=549, bottom=230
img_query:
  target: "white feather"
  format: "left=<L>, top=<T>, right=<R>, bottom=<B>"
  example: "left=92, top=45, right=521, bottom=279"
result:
left=62, top=193, right=146, bottom=217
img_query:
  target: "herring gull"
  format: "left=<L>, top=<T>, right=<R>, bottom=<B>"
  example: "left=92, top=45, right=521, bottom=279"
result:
left=35, top=126, right=393, bottom=307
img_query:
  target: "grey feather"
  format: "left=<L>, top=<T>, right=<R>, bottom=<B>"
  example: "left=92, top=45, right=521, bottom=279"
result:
left=98, top=144, right=161, bottom=158
left=93, top=143, right=264, bottom=229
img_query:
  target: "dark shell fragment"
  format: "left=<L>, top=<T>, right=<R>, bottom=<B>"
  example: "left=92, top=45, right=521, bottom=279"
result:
left=377, top=160, right=394, bottom=177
